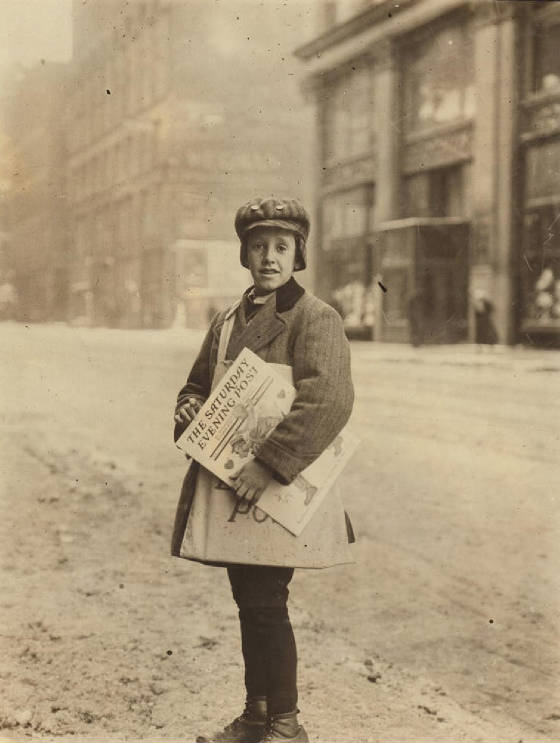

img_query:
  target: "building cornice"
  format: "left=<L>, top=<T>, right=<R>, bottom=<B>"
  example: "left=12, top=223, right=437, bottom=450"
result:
left=295, top=0, right=470, bottom=85
left=295, top=0, right=417, bottom=60
left=470, top=0, right=526, bottom=27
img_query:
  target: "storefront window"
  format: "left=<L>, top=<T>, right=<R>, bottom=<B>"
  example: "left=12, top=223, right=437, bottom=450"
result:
left=322, top=186, right=374, bottom=244
left=533, top=20, right=560, bottom=93
left=321, top=186, right=375, bottom=332
left=403, top=164, right=466, bottom=218
left=522, top=205, right=560, bottom=324
left=526, top=140, right=560, bottom=202
left=403, top=23, right=474, bottom=133
left=324, top=64, right=374, bottom=165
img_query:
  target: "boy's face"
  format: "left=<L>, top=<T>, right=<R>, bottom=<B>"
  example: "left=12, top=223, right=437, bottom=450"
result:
left=246, top=227, right=297, bottom=294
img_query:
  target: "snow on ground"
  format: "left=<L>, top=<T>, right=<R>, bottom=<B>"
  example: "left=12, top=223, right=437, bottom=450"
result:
left=1, top=322, right=559, bottom=742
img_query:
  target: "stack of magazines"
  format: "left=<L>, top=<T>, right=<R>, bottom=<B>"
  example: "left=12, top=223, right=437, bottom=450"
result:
left=176, top=348, right=359, bottom=536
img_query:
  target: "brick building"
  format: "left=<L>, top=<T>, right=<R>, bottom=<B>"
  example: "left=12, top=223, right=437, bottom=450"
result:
left=296, top=0, right=560, bottom=345
left=67, top=0, right=315, bottom=328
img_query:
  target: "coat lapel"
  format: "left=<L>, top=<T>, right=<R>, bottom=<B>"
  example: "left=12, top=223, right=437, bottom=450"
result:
left=227, top=295, right=286, bottom=359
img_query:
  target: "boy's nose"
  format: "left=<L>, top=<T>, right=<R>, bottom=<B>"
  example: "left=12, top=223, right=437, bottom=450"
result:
left=262, top=247, right=275, bottom=262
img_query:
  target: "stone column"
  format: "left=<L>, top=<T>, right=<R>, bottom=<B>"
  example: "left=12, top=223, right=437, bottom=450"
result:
left=372, top=39, right=400, bottom=225
left=371, top=40, right=400, bottom=341
left=470, top=2, right=520, bottom=344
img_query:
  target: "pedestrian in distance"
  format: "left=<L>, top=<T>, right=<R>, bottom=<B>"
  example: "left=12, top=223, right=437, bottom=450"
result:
left=472, top=288, right=498, bottom=348
left=171, top=197, right=355, bottom=743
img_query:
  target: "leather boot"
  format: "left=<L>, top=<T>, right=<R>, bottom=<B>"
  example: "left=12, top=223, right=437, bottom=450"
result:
left=260, top=711, right=309, bottom=742
left=196, top=697, right=267, bottom=743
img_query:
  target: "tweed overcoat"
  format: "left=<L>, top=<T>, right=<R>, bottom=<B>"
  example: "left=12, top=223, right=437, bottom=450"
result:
left=171, top=277, right=355, bottom=558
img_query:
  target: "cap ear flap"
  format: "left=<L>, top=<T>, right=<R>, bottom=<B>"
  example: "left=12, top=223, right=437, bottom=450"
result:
left=240, top=241, right=249, bottom=268
left=294, top=237, right=306, bottom=271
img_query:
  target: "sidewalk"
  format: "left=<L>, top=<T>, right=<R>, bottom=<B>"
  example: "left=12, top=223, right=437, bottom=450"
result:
left=350, top=340, right=560, bottom=372
left=4, top=321, right=560, bottom=372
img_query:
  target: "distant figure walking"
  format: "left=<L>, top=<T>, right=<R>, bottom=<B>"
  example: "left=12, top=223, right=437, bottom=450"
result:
left=473, top=289, right=498, bottom=346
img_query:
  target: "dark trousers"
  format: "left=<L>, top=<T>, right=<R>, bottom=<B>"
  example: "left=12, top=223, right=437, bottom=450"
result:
left=227, top=565, right=297, bottom=715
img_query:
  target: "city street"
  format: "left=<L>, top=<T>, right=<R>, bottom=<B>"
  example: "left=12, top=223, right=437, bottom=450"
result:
left=1, top=322, right=559, bottom=742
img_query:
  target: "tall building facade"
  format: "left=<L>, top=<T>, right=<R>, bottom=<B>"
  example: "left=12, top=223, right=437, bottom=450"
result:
left=67, top=0, right=315, bottom=329
left=2, top=63, right=70, bottom=322
left=296, top=0, right=560, bottom=345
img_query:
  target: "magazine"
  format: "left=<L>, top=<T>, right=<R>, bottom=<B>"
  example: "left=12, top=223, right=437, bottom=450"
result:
left=176, top=347, right=359, bottom=536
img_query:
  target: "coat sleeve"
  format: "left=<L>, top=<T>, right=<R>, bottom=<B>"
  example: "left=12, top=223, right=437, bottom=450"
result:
left=254, top=302, right=354, bottom=484
left=173, top=314, right=220, bottom=443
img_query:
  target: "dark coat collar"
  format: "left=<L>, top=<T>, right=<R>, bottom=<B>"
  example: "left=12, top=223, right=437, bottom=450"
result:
left=225, top=278, right=305, bottom=358
left=242, top=276, right=305, bottom=315
left=275, top=276, right=306, bottom=313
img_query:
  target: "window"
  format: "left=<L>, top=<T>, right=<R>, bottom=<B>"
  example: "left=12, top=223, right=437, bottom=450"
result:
left=324, top=64, right=374, bottom=165
left=403, top=22, right=474, bottom=133
left=403, top=165, right=466, bottom=218
left=322, top=186, right=375, bottom=244
left=522, top=204, right=560, bottom=323
left=533, top=20, right=560, bottom=93
left=526, top=140, right=560, bottom=202
left=321, top=186, right=375, bottom=328
left=382, top=267, right=409, bottom=322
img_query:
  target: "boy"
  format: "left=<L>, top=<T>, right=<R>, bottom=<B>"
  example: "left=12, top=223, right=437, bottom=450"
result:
left=172, top=197, right=354, bottom=742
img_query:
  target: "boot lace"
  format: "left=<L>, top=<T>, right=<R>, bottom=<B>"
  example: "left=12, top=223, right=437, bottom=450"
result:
left=260, top=721, right=292, bottom=742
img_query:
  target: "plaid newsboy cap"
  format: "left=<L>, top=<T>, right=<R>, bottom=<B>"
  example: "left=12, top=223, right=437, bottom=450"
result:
left=235, top=197, right=310, bottom=243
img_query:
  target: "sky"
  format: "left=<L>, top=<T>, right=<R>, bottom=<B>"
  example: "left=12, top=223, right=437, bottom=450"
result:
left=0, top=0, right=72, bottom=81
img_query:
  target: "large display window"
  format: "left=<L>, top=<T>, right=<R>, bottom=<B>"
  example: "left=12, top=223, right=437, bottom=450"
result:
left=320, top=186, right=375, bottom=336
left=323, top=63, right=375, bottom=166
left=521, top=203, right=560, bottom=332
left=532, top=15, right=560, bottom=93
left=402, top=20, right=474, bottom=135
left=374, top=220, right=469, bottom=344
left=520, top=8, right=560, bottom=339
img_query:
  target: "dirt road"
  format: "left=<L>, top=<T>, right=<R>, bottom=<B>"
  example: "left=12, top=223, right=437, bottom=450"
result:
left=1, top=323, right=559, bottom=742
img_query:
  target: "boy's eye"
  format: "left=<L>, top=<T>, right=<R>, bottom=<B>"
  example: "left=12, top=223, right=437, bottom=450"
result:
left=276, top=244, right=287, bottom=252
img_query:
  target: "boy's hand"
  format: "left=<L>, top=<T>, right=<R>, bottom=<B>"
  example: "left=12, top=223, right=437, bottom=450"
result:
left=229, top=460, right=273, bottom=505
left=174, top=397, right=202, bottom=425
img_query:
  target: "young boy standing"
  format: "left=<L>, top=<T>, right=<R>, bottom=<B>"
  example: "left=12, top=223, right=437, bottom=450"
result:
left=172, top=197, right=354, bottom=742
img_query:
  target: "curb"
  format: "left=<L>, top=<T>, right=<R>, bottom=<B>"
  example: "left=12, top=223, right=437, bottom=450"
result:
left=349, top=342, right=560, bottom=372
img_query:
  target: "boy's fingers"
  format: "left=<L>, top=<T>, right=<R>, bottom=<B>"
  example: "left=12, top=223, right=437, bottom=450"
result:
left=174, top=399, right=203, bottom=427
left=247, top=486, right=259, bottom=503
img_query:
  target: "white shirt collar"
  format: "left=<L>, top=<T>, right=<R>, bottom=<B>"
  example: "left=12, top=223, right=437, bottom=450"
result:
left=248, top=288, right=275, bottom=306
